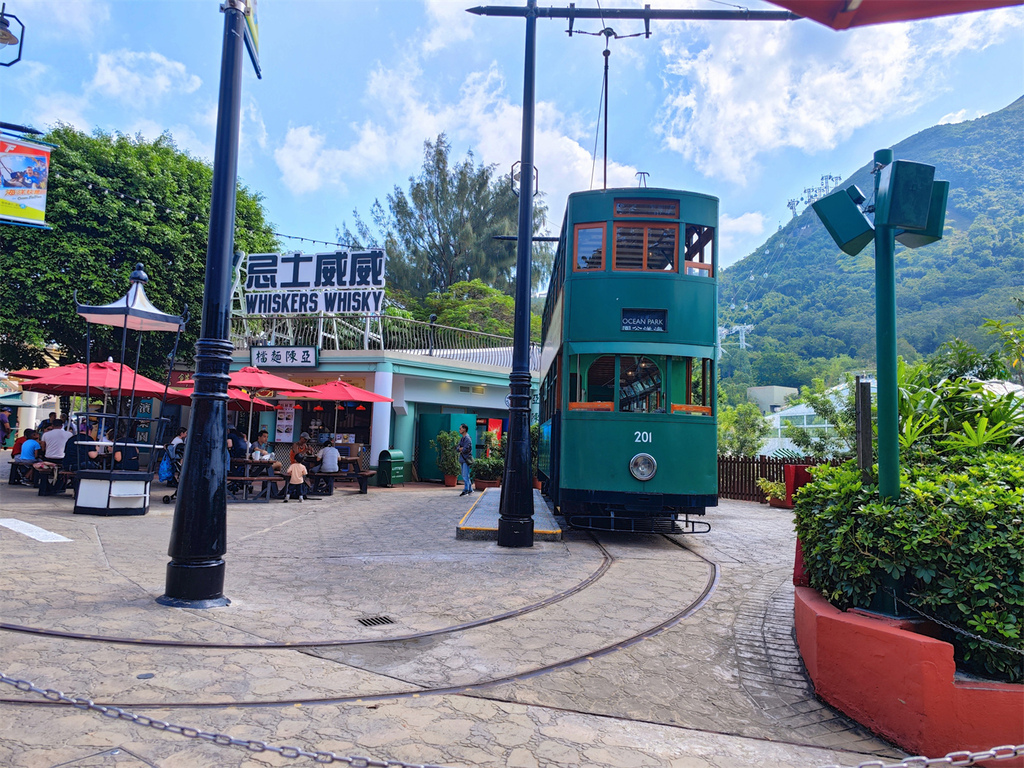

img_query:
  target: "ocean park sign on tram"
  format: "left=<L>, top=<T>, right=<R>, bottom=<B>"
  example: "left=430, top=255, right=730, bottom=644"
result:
left=243, top=249, right=386, bottom=315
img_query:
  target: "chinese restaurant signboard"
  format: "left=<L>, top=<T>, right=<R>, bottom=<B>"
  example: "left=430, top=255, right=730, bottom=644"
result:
left=243, top=249, right=385, bottom=316
left=250, top=346, right=317, bottom=368
left=0, top=133, right=52, bottom=228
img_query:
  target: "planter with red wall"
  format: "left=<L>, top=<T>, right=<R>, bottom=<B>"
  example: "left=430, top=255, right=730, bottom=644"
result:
left=794, top=585, right=1023, bottom=763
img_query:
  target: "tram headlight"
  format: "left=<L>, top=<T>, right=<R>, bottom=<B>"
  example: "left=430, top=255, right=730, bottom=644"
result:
left=629, top=453, right=657, bottom=481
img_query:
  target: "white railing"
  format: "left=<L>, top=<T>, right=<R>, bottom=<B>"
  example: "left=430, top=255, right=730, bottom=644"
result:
left=232, top=315, right=540, bottom=372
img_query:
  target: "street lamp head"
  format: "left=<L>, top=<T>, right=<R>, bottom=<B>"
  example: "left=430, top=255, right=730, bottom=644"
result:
left=0, top=3, right=24, bottom=66
left=0, top=15, right=17, bottom=46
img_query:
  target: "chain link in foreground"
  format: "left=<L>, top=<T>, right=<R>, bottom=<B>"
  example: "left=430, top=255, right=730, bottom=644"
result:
left=0, top=671, right=447, bottom=767
left=820, top=744, right=1024, bottom=768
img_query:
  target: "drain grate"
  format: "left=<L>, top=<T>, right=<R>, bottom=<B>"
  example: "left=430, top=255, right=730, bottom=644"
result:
left=357, top=615, right=396, bottom=627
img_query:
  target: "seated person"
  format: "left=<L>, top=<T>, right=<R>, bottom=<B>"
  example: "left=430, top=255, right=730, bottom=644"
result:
left=111, top=427, right=140, bottom=471
left=282, top=459, right=309, bottom=502
left=227, top=426, right=248, bottom=461
left=63, top=422, right=100, bottom=471
left=312, top=441, right=341, bottom=474
left=249, top=430, right=282, bottom=470
left=168, top=427, right=187, bottom=458
left=13, top=429, right=42, bottom=483
left=10, top=429, right=29, bottom=459
left=290, top=432, right=313, bottom=465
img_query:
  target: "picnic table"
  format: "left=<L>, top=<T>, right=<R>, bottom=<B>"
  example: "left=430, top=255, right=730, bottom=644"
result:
left=227, top=459, right=280, bottom=503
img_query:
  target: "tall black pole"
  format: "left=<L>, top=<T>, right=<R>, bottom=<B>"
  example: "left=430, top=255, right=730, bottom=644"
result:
left=497, top=0, right=537, bottom=547
left=158, top=0, right=246, bottom=607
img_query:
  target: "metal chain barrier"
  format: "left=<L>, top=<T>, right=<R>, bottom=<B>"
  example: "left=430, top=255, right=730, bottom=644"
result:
left=885, top=591, right=1024, bottom=656
left=0, top=671, right=447, bottom=767
left=820, top=744, right=1024, bottom=768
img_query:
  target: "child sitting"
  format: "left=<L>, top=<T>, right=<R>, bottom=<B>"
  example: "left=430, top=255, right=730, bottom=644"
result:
left=283, top=459, right=309, bottom=502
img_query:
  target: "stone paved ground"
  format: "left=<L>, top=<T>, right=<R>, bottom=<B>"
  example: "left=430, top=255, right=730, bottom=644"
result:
left=0, top=472, right=904, bottom=768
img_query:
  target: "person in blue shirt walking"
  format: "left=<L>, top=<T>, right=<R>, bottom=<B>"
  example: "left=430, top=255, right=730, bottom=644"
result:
left=458, top=423, right=474, bottom=497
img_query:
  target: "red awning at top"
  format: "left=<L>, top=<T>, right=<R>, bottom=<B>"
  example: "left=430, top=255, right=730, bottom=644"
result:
left=766, top=0, right=1022, bottom=30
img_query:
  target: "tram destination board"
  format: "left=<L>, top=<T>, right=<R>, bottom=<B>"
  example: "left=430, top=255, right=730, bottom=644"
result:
left=621, top=308, right=667, bottom=332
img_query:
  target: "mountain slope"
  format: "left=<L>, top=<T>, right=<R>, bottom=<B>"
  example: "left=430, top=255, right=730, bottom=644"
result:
left=718, top=96, right=1024, bottom=362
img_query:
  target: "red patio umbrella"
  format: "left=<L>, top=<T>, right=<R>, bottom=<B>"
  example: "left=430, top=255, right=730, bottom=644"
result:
left=765, top=0, right=1021, bottom=30
left=165, top=387, right=276, bottom=412
left=311, top=379, right=393, bottom=440
left=177, top=367, right=319, bottom=441
left=20, top=361, right=169, bottom=399
left=8, top=363, right=88, bottom=380
left=310, top=379, right=393, bottom=403
left=178, top=366, right=319, bottom=397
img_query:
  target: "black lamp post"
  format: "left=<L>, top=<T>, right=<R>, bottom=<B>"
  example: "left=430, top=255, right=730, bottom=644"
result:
left=158, top=0, right=249, bottom=608
left=495, top=0, right=539, bottom=547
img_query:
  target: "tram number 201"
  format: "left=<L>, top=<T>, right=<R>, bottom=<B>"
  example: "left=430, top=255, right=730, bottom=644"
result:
left=634, top=431, right=653, bottom=443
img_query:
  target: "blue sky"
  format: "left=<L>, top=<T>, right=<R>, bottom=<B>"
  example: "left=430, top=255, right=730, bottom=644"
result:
left=6, top=0, right=1023, bottom=269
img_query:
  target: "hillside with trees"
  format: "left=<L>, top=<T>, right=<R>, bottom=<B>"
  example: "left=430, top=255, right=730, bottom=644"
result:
left=718, top=96, right=1023, bottom=393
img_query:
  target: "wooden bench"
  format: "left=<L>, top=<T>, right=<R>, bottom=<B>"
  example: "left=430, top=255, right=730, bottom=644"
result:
left=309, top=472, right=341, bottom=496
left=226, top=475, right=275, bottom=503
left=310, top=469, right=376, bottom=495
left=355, top=470, right=375, bottom=494
left=8, top=460, right=32, bottom=485
left=38, top=469, right=77, bottom=496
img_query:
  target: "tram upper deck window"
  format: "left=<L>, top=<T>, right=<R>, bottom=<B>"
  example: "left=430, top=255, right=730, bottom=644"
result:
left=684, top=224, right=714, bottom=277
left=613, top=224, right=678, bottom=272
left=619, top=356, right=665, bottom=413
left=574, top=224, right=605, bottom=271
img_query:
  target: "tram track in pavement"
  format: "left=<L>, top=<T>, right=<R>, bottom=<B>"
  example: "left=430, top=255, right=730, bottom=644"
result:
left=0, top=532, right=720, bottom=710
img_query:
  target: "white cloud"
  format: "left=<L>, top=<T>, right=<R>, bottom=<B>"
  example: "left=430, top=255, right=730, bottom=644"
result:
left=937, top=108, right=978, bottom=125
left=128, top=118, right=214, bottom=163
left=15, top=0, right=111, bottom=41
left=719, top=211, right=767, bottom=268
left=32, top=92, right=91, bottom=132
left=654, top=9, right=1024, bottom=185
left=273, top=60, right=637, bottom=231
left=88, top=50, right=201, bottom=105
left=422, top=0, right=477, bottom=54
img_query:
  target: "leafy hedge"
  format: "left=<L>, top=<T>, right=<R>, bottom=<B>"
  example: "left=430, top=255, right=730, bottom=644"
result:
left=795, top=453, right=1024, bottom=682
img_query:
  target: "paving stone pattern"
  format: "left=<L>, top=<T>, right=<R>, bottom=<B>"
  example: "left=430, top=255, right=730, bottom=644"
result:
left=0, top=472, right=904, bottom=767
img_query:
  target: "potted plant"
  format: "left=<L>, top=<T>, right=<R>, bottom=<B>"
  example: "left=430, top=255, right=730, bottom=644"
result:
left=530, top=423, right=541, bottom=490
left=756, top=476, right=789, bottom=508
left=430, top=429, right=460, bottom=486
left=473, top=456, right=504, bottom=490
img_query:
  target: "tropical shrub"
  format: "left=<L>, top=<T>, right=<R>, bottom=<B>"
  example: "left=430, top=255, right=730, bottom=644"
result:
left=795, top=453, right=1024, bottom=682
left=472, top=455, right=505, bottom=481
left=430, top=430, right=460, bottom=477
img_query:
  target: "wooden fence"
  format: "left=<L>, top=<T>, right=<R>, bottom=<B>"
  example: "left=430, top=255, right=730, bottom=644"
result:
left=717, top=455, right=835, bottom=503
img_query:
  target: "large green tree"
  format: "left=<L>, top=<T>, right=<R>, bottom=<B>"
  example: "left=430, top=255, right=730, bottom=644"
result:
left=0, top=126, right=277, bottom=377
left=718, top=401, right=772, bottom=457
left=343, top=134, right=553, bottom=299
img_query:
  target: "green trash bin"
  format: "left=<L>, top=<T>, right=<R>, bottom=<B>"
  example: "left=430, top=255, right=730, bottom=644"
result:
left=377, top=449, right=405, bottom=487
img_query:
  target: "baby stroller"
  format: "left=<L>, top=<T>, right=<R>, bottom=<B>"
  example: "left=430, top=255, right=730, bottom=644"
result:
left=160, top=443, right=182, bottom=504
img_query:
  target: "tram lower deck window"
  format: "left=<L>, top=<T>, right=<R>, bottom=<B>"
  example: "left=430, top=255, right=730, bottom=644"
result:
left=565, top=354, right=710, bottom=415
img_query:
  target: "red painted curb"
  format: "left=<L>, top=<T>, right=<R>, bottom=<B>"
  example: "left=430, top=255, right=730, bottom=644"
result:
left=794, top=585, right=1024, bottom=764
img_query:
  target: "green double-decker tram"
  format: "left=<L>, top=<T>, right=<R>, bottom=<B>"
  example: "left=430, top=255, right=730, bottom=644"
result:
left=538, top=187, right=718, bottom=533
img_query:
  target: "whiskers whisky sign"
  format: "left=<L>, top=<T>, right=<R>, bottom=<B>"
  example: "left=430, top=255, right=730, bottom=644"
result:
left=243, top=249, right=385, bottom=315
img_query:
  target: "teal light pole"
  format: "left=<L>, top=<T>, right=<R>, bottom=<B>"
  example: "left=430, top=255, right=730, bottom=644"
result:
left=872, top=149, right=899, bottom=501
left=812, top=151, right=948, bottom=506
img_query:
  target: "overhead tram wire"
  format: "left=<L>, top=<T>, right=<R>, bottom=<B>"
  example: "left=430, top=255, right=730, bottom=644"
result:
left=576, top=1, right=646, bottom=190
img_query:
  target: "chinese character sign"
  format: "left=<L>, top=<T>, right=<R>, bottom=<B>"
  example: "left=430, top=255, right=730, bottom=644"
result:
left=250, top=346, right=317, bottom=368
left=243, top=249, right=385, bottom=316
left=0, top=133, right=52, bottom=228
